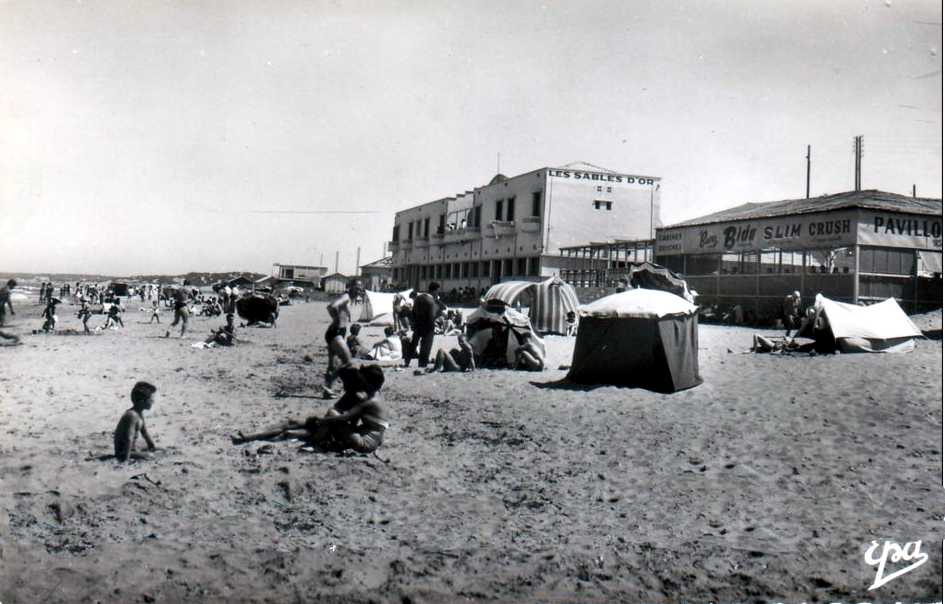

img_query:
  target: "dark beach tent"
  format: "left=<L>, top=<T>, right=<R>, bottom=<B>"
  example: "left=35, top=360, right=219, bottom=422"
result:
left=235, top=293, right=279, bottom=323
left=109, top=282, right=129, bottom=296
left=628, top=262, right=695, bottom=302
left=567, top=289, right=702, bottom=393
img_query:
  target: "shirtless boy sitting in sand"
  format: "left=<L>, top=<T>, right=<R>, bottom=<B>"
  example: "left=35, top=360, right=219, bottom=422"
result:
left=233, top=365, right=388, bottom=454
left=114, top=381, right=158, bottom=462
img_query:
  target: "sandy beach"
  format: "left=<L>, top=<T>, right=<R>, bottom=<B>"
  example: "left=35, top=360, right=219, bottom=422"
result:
left=0, top=298, right=941, bottom=602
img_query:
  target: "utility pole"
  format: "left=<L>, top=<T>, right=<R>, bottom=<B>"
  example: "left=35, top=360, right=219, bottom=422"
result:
left=355, top=246, right=361, bottom=276
left=853, top=135, right=863, bottom=192
left=805, top=145, right=811, bottom=199
left=912, top=184, right=917, bottom=198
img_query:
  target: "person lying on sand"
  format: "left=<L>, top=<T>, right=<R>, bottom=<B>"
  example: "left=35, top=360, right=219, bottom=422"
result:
left=112, top=381, right=159, bottom=462
left=203, top=313, right=236, bottom=347
left=427, top=334, right=476, bottom=373
left=233, top=365, right=388, bottom=454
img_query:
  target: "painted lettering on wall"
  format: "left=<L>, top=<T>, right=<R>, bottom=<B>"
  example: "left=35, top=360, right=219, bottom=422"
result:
left=873, top=216, right=942, bottom=239
left=548, top=170, right=656, bottom=186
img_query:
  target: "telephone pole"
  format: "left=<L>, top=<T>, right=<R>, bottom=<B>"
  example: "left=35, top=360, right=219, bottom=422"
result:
left=853, top=135, right=863, bottom=192
left=805, top=145, right=811, bottom=199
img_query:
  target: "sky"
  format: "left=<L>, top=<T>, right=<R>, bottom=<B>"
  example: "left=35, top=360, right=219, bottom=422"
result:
left=1, top=0, right=941, bottom=276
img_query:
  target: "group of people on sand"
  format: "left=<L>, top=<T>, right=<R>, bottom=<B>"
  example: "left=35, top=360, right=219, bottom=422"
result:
left=749, top=290, right=837, bottom=355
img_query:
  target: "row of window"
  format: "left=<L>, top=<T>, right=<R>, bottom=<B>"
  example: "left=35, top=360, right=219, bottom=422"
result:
left=393, top=257, right=542, bottom=281
left=393, top=192, right=543, bottom=242
left=659, top=246, right=927, bottom=277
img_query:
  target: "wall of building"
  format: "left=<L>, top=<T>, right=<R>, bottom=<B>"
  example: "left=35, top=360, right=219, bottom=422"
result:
left=544, top=169, right=660, bottom=253
left=391, top=166, right=661, bottom=291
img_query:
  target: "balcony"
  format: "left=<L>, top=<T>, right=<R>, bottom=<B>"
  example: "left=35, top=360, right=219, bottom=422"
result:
left=414, top=236, right=430, bottom=249
left=488, top=220, right=516, bottom=237
left=520, top=216, right=541, bottom=233
left=445, top=226, right=481, bottom=243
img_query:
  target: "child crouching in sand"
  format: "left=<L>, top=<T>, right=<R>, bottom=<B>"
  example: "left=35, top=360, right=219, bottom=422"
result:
left=114, top=381, right=159, bottom=461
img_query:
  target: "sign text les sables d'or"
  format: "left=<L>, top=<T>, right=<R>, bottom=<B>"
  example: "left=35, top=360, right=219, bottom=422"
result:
left=656, top=211, right=942, bottom=255
left=548, top=169, right=657, bottom=186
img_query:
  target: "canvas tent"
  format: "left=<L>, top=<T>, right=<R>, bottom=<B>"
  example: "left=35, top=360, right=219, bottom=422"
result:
left=567, top=289, right=702, bottom=393
left=483, top=276, right=580, bottom=335
left=465, top=302, right=547, bottom=369
left=627, top=262, right=695, bottom=303
left=809, top=295, right=922, bottom=353
left=354, top=289, right=413, bottom=325
left=236, top=293, right=279, bottom=324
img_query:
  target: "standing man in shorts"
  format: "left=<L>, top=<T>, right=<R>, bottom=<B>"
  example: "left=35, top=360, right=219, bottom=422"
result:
left=166, top=281, right=191, bottom=338
left=322, top=279, right=363, bottom=397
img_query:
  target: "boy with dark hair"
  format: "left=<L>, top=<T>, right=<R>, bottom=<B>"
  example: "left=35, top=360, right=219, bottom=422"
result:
left=77, top=302, right=93, bottom=334
left=114, top=381, right=158, bottom=461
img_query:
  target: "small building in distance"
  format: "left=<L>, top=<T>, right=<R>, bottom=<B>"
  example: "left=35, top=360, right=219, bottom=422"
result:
left=654, top=189, right=942, bottom=319
left=360, top=257, right=393, bottom=291
left=272, top=263, right=327, bottom=281
left=322, top=273, right=354, bottom=294
left=389, top=162, right=661, bottom=292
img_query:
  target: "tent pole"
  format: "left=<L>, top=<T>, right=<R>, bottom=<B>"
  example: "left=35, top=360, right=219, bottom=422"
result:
left=852, top=245, right=860, bottom=304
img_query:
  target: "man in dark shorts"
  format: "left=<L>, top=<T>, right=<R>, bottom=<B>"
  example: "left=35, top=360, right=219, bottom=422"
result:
left=323, top=280, right=363, bottom=397
left=0, top=279, right=18, bottom=343
left=0, top=279, right=16, bottom=327
left=166, top=282, right=191, bottom=338
left=404, top=281, right=441, bottom=369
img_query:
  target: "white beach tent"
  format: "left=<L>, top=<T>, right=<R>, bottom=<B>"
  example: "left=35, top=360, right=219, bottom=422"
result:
left=814, top=295, right=923, bottom=353
left=355, top=289, right=413, bottom=325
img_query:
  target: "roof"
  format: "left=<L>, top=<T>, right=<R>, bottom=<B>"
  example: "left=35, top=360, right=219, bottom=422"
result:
left=273, top=263, right=326, bottom=270
left=360, top=256, right=392, bottom=269
left=669, top=190, right=942, bottom=228
left=580, top=288, right=697, bottom=319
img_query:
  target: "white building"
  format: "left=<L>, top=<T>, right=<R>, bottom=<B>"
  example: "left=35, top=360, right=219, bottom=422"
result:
left=390, top=163, right=661, bottom=291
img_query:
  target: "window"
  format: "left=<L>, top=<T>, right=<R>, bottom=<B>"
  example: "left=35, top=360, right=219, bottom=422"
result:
left=685, top=254, right=719, bottom=276
left=392, top=225, right=400, bottom=242
left=408, top=223, right=413, bottom=240
left=474, top=206, right=482, bottom=227
left=531, top=191, right=541, bottom=217
left=596, top=186, right=602, bottom=192
left=438, top=214, right=445, bottom=234
left=517, top=258, right=527, bottom=275
left=506, top=197, right=516, bottom=221
left=424, top=217, right=430, bottom=238
left=495, top=200, right=504, bottom=221
left=859, top=247, right=913, bottom=275
left=606, top=186, right=612, bottom=193
left=528, top=256, right=540, bottom=276
left=592, top=201, right=613, bottom=211
left=808, top=247, right=856, bottom=274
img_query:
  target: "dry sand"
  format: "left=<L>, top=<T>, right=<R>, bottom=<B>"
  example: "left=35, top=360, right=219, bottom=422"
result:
left=0, top=299, right=942, bottom=602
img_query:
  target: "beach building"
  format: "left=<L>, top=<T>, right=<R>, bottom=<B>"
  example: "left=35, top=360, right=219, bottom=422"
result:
left=653, top=190, right=943, bottom=318
left=389, top=163, right=661, bottom=292
left=322, top=273, right=353, bottom=294
left=359, top=257, right=393, bottom=291
left=272, top=263, right=327, bottom=281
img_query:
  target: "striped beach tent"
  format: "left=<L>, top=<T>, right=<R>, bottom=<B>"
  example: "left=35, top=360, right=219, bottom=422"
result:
left=484, top=276, right=580, bottom=335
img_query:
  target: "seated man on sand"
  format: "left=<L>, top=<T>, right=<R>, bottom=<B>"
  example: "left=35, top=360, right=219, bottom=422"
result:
left=366, top=326, right=402, bottom=362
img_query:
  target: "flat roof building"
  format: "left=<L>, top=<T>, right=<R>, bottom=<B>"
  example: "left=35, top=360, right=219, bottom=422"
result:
left=654, top=189, right=942, bottom=318
left=390, top=163, right=662, bottom=292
